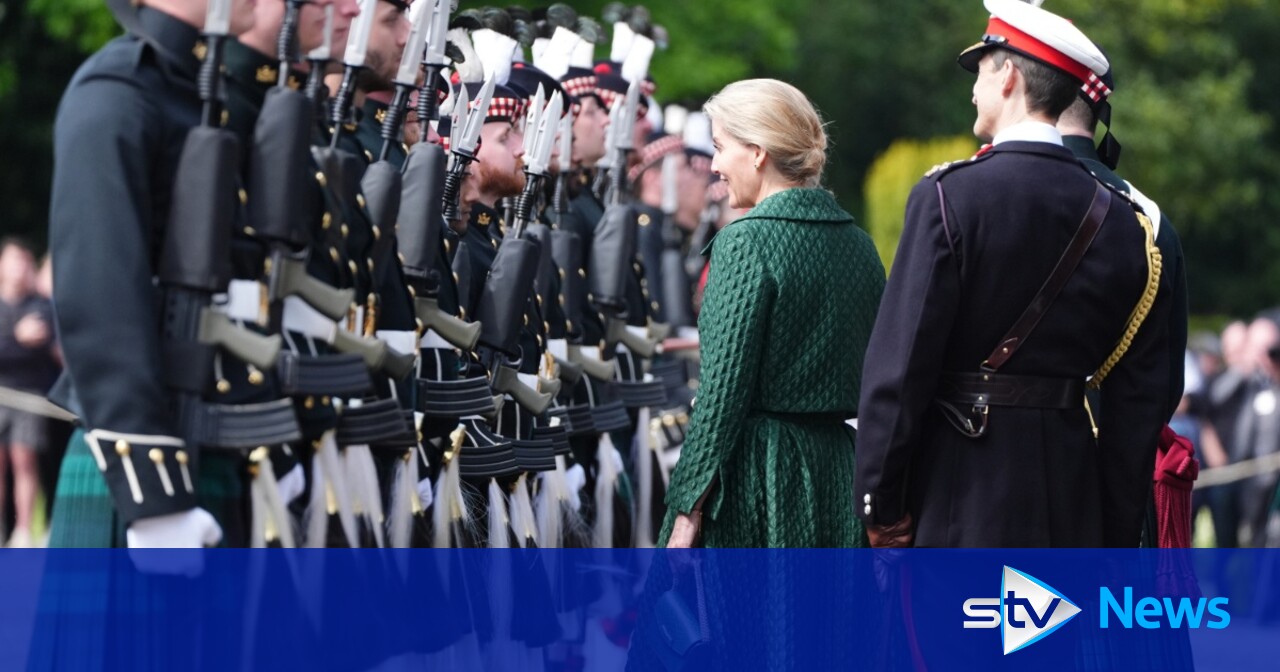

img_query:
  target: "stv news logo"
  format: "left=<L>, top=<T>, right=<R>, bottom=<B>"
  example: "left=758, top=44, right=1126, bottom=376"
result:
left=962, top=566, right=1081, bottom=655
left=963, top=566, right=1232, bottom=655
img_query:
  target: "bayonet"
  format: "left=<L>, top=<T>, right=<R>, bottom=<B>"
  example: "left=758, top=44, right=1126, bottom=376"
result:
left=329, top=0, right=378, bottom=147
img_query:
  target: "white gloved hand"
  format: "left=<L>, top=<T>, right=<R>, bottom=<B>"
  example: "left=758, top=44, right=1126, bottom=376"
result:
left=565, top=464, right=586, bottom=512
left=416, top=478, right=436, bottom=511
left=277, top=464, right=307, bottom=504
left=126, top=508, right=223, bottom=577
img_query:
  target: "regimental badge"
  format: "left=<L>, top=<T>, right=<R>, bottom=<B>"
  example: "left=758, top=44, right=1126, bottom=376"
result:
left=287, top=76, right=301, bottom=91
left=637, top=214, right=651, bottom=226
left=477, top=213, right=491, bottom=226
left=375, top=108, right=387, bottom=124
left=193, top=41, right=208, bottom=61
left=256, top=65, right=277, bottom=84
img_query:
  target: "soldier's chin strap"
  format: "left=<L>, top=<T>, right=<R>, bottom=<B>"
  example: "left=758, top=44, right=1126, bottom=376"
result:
left=1095, top=100, right=1122, bottom=170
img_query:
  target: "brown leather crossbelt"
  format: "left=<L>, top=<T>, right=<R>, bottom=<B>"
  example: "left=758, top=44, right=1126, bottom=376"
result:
left=933, top=181, right=1111, bottom=439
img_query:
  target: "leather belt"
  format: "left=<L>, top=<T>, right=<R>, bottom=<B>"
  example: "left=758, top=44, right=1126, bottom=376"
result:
left=416, top=376, right=496, bottom=418
left=277, top=352, right=372, bottom=396
left=193, top=398, right=302, bottom=450
left=935, top=372, right=1084, bottom=439
left=937, top=372, right=1083, bottom=409
left=336, top=399, right=414, bottom=446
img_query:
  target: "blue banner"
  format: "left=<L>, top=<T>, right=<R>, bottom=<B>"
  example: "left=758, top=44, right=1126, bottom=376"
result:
left=3, top=549, right=1279, bottom=670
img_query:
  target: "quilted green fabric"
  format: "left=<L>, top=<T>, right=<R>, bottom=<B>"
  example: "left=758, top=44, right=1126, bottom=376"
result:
left=658, top=188, right=886, bottom=547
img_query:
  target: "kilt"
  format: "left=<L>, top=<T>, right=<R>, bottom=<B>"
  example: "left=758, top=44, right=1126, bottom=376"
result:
left=47, top=430, right=251, bottom=549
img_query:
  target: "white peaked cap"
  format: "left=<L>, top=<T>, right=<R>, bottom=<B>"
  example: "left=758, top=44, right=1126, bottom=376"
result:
left=958, top=0, right=1108, bottom=82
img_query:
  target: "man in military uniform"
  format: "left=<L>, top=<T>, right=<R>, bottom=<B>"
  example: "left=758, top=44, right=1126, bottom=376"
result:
left=1056, top=46, right=1192, bottom=548
left=45, top=0, right=283, bottom=550
left=855, top=0, right=1173, bottom=548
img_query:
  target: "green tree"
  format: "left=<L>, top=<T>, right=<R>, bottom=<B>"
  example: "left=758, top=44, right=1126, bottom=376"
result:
left=863, top=135, right=975, bottom=270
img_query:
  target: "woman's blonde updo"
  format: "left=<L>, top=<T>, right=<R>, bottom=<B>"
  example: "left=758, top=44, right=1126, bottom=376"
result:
left=702, top=79, right=828, bottom=188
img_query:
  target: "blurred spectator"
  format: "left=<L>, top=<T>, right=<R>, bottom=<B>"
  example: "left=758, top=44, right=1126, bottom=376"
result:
left=1205, top=317, right=1280, bottom=547
left=0, top=238, right=58, bottom=547
left=34, top=253, right=69, bottom=526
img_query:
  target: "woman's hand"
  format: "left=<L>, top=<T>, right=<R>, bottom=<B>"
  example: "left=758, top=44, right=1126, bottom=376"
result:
left=667, top=511, right=703, bottom=548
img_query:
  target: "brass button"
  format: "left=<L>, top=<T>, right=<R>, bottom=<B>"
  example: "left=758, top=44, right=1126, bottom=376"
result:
left=367, top=258, right=375, bottom=273
left=452, top=272, right=460, bottom=285
left=320, top=396, right=331, bottom=406
left=348, top=260, right=359, bottom=275
left=322, top=212, right=332, bottom=230
left=238, top=188, right=248, bottom=205
left=372, top=226, right=381, bottom=240
left=357, top=194, right=367, bottom=209
left=248, top=368, right=265, bottom=385
left=340, top=223, right=350, bottom=238
left=316, top=171, right=327, bottom=188
left=578, top=269, right=586, bottom=279
left=216, top=379, right=231, bottom=394
left=243, top=226, right=256, bottom=236
left=329, top=247, right=340, bottom=263
left=149, top=448, right=164, bottom=464
left=638, top=214, right=651, bottom=226
left=114, top=439, right=130, bottom=456
left=304, top=396, right=315, bottom=410
left=176, top=450, right=189, bottom=465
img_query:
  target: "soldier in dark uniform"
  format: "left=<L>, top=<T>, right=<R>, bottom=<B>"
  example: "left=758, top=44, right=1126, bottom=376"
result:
left=45, top=0, right=272, bottom=550
left=1055, top=46, right=1192, bottom=547
left=855, top=0, right=1173, bottom=548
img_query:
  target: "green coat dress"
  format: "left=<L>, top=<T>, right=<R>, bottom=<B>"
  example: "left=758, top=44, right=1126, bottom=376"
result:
left=657, top=187, right=886, bottom=547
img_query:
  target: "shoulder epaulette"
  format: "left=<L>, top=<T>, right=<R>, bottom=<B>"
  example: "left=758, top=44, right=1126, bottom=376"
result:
left=926, top=144, right=993, bottom=179
left=1074, top=160, right=1144, bottom=215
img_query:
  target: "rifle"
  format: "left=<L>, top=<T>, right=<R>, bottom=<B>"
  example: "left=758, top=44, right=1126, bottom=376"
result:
left=158, top=0, right=300, bottom=465
left=478, top=94, right=565, bottom=414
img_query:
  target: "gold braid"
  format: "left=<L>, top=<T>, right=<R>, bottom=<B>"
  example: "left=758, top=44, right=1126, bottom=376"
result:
left=1088, top=210, right=1163, bottom=390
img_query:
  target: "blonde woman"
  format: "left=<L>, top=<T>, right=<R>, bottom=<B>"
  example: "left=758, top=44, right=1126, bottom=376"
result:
left=660, top=79, right=886, bottom=548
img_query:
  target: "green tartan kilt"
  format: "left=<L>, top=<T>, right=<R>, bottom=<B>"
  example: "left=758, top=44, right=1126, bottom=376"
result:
left=47, top=429, right=251, bottom=548
left=32, top=430, right=257, bottom=671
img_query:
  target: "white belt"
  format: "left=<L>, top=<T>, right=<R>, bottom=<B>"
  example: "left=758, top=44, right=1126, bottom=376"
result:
left=376, top=330, right=417, bottom=356
left=518, top=373, right=540, bottom=390
left=283, top=296, right=339, bottom=342
left=547, top=339, right=568, bottom=361
left=581, top=346, right=602, bottom=360
left=212, top=280, right=264, bottom=324
left=419, top=329, right=451, bottom=350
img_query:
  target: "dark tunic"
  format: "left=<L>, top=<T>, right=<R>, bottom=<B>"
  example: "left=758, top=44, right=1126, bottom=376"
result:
left=855, top=141, right=1173, bottom=548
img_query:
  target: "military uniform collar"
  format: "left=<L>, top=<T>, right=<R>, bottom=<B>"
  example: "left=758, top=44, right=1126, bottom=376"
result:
left=470, top=203, right=498, bottom=230
left=1061, top=134, right=1101, bottom=161
left=992, top=120, right=1062, bottom=146
left=136, top=7, right=204, bottom=80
